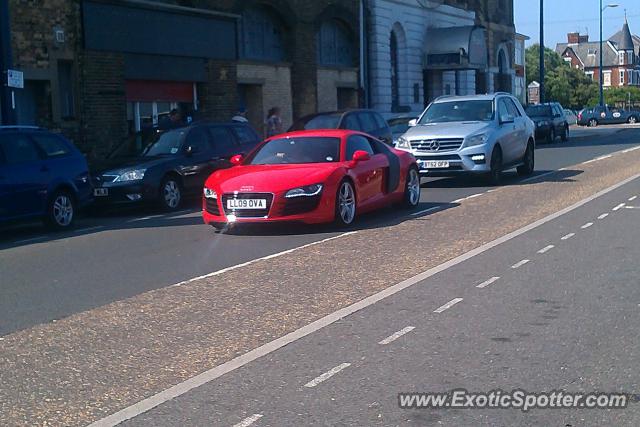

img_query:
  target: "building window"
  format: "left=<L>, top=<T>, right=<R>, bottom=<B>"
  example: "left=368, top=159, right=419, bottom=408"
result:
left=390, top=31, right=400, bottom=112
left=620, top=70, right=625, bottom=85
left=586, top=71, right=594, bottom=80
left=603, top=71, right=611, bottom=87
left=317, top=19, right=355, bottom=67
left=619, top=51, right=625, bottom=65
left=241, top=6, right=285, bottom=61
left=58, top=61, right=75, bottom=119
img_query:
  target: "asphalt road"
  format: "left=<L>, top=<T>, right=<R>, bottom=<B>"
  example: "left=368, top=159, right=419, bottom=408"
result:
left=0, top=125, right=639, bottom=336
left=122, top=163, right=640, bottom=427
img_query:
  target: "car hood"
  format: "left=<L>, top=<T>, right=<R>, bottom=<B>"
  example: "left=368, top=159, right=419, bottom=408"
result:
left=95, top=156, right=172, bottom=175
left=207, top=164, right=339, bottom=194
left=401, top=121, right=491, bottom=140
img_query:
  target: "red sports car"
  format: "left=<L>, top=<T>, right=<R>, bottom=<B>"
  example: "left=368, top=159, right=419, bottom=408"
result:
left=202, top=129, right=420, bottom=228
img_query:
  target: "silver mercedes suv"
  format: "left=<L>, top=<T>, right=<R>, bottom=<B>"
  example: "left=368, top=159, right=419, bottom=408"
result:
left=395, top=93, right=535, bottom=184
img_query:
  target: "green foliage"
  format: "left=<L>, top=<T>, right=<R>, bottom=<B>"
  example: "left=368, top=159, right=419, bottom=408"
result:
left=525, top=43, right=600, bottom=110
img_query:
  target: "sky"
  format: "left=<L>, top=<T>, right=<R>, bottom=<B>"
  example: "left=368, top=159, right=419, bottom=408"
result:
left=515, top=0, right=639, bottom=48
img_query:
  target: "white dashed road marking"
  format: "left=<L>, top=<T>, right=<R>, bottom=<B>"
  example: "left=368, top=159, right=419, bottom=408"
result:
left=629, top=196, right=638, bottom=201
left=561, top=233, right=576, bottom=240
left=304, top=363, right=351, bottom=388
left=581, top=222, right=593, bottom=229
left=128, top=215, right=163, bottom=223
left=411, top=206, right=442, bottom=216
left=378, top=327, right=415, bottom=345
left=476, top=277, right=500, bottom=289
left=232, top=414, right=263, bottom=427
left=434, top=298, right=464, bottom=313
left=512, top=259, right=530, bottom=269
left=537, top=245, right=555, bottom=254
left=598, top=213, right=609, bottom=219
left=613, top=203, right=626, bottom=211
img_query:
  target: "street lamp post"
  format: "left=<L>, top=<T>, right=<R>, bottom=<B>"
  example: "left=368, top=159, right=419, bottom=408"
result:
left=600, top=1, right=619, bottom=107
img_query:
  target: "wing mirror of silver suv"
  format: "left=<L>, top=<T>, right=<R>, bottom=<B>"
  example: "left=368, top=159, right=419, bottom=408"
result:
left=500, top=115, right=515, bottom=125
left=408, top=119, right=418, bottom=127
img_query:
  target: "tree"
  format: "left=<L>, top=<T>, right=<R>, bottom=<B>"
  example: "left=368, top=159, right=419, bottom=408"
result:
left=525, top=44, right=564, bottom=87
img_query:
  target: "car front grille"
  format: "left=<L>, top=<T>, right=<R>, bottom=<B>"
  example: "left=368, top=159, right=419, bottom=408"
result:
left=410, top=138, right=464, bottom=152
left=279, top=195, right=322, bottom=216
left=222, top=193, right=273, bottom=218
left=205, top=198, right=220, bottom=215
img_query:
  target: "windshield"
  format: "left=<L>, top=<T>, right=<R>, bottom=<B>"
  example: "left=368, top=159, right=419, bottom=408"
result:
left=143, top=130, right=186, bottom=156
left=248, top=137, right=341, bottom=165
left=419, top=100, right=494, bottom=124
left=388, top=117, right=416, bottom=134
left=526, top=105, right=552, bottom=117
left=291, top=114, right=341, bottom=131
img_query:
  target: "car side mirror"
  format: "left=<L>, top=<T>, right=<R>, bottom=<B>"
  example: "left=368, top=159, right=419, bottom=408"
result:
left=185, top=145, right=193, bottom=156
left=352, top=150, right=371, bottom=162
left=500, top=115, right=515, bottom=125
left=230, top=154, right=244, bottom=165
left=408, top=119, right=418, bottom=127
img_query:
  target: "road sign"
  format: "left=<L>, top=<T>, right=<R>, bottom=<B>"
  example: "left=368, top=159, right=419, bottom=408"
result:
left=7, top=69, right=24, bottom=89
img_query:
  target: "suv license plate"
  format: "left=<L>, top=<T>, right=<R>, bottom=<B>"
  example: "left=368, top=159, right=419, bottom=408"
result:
left=423, top=160, right=449, bottom=169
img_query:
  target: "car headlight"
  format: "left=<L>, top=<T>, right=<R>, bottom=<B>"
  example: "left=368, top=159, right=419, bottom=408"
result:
left=466, top=133, right=489, bottom=147
left=114, top=169, right=146, bottom=182
left=396, top=136, right=411, bottom=149
left=537, top=121, right=549, bottom=127
left=285, top=184, right=323, bottom=198
left=203, top=188, right=217, bottom=199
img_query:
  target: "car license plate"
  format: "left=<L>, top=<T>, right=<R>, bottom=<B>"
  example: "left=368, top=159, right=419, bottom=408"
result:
left=422, top=160, right=449, bottom=169
left=94, top=188, right=109, bottom=197
left=226, top=199, right=267, bottom=210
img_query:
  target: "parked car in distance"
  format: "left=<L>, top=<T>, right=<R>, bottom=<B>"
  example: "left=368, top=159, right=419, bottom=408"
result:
left=91, top=122, right=261, bottom=211
left=525, top=102, right=569, bottom=143
left=577, top=105, right=639, bottom=127
left=202, top=129, right=420, bottom=229
left=564, top=108, right=578, bottom=125
left=387, top=114, right=419, bottom=146
left=0, top=126, right=92, bottom=229
left=395, top=93, right=535, bottom=184
left=289, top=110, right=393, bottom=145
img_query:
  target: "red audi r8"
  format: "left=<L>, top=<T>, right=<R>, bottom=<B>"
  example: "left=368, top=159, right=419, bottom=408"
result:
left=202, top=129, right=420, bottom=228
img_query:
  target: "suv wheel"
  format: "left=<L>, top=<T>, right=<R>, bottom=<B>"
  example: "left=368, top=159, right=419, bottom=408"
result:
left=45, top=189, right=76, bottom=230
left=547, top=128, right=555, bottom=144
left=517, top=142, right=535, bottom=177
left=628, top=116, right=638, bottom=124
left=588, top=118, right=598, bottom=127
left=561, top=125, right=569, bottom=142
left=487, top=147, right=503, bottom=185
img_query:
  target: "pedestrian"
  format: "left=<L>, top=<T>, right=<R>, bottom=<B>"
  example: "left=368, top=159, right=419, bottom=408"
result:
left=265, top=107, right=283, bottom=138
left=160, top=108, right=185, bottom=130
left=232, top=107, right=249, bottom=123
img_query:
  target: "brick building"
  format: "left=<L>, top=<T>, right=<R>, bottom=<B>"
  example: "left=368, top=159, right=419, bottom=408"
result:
left=365, top=0, right=516, bottom=115
left=556, top=18, right=640, bottom=88
left=3, top=0, right=360, bottom=159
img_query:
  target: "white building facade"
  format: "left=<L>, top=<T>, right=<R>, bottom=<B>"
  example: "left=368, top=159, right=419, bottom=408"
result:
left=366, top=0, right=515, bottom=115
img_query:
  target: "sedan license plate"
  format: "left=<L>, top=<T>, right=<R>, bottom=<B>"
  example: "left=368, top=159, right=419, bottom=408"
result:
left=94, top=188, right=109, bottom=197
left=226, top=199, right=267, bottom=210
left=422, top=160, right=449, bottom=169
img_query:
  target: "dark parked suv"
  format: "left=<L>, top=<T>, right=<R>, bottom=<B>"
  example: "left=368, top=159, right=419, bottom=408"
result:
left=92, top=121, right=261, bottom=210
left=525, top=102, right=569, bottom=143
left=0, top=126, right=92, bottom=229
left=289, top=109, right=393, bottom=145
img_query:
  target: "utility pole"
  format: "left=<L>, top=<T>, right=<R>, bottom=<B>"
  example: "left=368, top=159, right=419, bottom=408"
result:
left=0, top=0, right=15, bottom=125
left=539, top=0, right=545, bottom=104
left=600, top=2, right=619, bottom=107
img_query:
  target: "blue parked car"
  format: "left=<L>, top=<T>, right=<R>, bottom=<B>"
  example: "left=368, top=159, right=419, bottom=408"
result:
left=0, top=126, right=92, bottom=229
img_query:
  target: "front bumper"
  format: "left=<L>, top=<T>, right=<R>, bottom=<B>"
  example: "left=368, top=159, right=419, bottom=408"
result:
left=398, top=146, right=491, bottom=175
left=91, top=181, right=158, bottom=205
left=534, top=125, right=551, bottom=140
left=202, top=191, right=335, bottom=226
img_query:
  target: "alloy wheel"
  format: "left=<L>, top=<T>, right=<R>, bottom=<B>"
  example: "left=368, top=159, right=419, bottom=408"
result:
left=53, top=194, right=74, bottom=227
left=406, top=168, right=420, bottom=206
left=163, top=180, right=181, bottom=209
left=338, top=182, right=356, bottom=225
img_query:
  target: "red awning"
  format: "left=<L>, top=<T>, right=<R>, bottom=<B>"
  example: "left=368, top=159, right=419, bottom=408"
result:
left=125, top=80, right=193, bottom=102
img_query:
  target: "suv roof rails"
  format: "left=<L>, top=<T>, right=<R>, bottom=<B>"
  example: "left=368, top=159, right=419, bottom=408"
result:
left=493, top=92, right=512, bottom=97
left=434, top=94, right=457, bottom=101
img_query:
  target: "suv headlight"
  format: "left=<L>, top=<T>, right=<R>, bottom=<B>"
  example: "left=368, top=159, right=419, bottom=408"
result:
left=537, top=120, right=549, bottom=127
left=114, top=169, right=146, bottom=182
left=203, top=188, right=217, bottom=199
left=396, top=136, right=411, bottom=149
left=285, top=184, right=323, bottom=198
left=466, top=133, right=489, bottom=147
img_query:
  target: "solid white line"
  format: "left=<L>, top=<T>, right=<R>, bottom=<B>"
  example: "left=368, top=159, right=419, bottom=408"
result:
left=622, top=146, right=640, bottom=153
left=87, top=172, right=640, bottom=427
left=411, top=206, right=441, bottom=216
left=434, top=298, right=463, bottom=313
left=304, top=363, right=351, bottom=388
left=13, top=236, right=45, bottom=245
left=629, top=196, right=638, bottom=201
left=598, top=213, right=609, bottom=220
left=537, top=245, right=555, bottom=254
left=581, top=222, right=593, bottom=229
left=465, top=193, right=482, bottom=200
left=519, top=170, right=557, bottom=184
left=512, top=259, right=530, bottom=269
left=128, top=215, right=163, bottom=223
left=75, top=226, right=104, bottom=234
left=378, top=326, right=415, bottom=345
left=561, top=233, right=576, bottom=240
left=232, top=414, right=263, bottom=427
left=613, top=203, right=626, bottom=211
left=169, top=232, right=358, bottom=288
left=476, top=276, right=500, bottom=289
left=452, top=198, right=465, bottom=203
